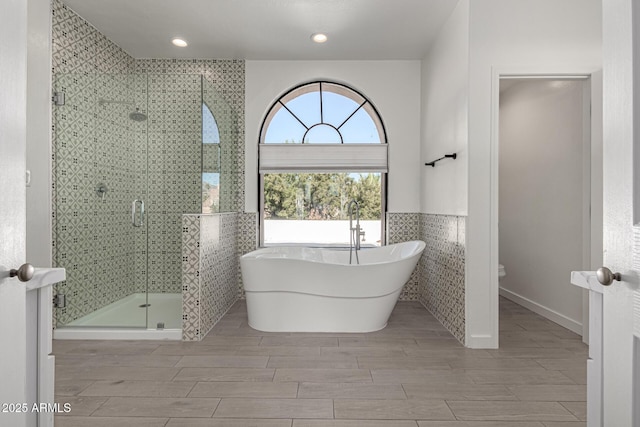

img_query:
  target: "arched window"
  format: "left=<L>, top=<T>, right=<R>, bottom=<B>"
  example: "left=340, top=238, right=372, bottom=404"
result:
left=202, top=102, right=220, bottom=213
left=259, top=81, right=387, bottom=247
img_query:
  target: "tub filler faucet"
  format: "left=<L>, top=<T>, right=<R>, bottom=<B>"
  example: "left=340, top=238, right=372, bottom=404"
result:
left=347, top=199, right=365, bottom=264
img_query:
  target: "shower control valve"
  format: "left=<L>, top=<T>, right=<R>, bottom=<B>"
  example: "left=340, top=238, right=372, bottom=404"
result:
left=96, top=183, right=108, bottom=199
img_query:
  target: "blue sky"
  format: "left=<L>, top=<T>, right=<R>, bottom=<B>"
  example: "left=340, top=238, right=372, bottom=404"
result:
left=203, top=172, right=219, bottom=187
left=202, top=103, right=220, bottom=144
left=264, top=91, right=380, bottom=144
left=202, top=104, right=221, bottom=187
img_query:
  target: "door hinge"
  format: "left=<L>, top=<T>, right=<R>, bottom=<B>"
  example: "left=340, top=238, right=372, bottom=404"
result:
left=53, top=294, right=66, bottom=308
left=52, top=92, right=65, bottom=106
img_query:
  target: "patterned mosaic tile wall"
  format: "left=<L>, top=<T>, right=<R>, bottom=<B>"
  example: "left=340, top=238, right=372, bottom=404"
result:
left=52, top=0, right=133, bottom=76
left=52, top=0, right=137, bottom=324
left=419, top=214, right=466, bottom=344
left=182, top=214, right=239, bottom=341
left=387, top=213, right=422, bottom=301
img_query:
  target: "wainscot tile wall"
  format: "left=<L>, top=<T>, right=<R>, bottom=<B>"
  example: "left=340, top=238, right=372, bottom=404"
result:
left=182, top=213, right=239, bottom=341
left=386, top=212, right=466, bottom=344
left=420, top=214, right=466, bottom=344
left=387, top=213, right=422, bottom=301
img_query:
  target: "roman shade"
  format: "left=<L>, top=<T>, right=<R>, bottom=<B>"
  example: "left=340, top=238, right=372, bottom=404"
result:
left=259, top=143, right=388, bottom=173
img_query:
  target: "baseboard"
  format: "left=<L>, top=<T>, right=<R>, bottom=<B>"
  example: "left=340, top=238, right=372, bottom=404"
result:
left=466, top=334, right=499, bottom=349
left=499, top=287, right=583, bottom=335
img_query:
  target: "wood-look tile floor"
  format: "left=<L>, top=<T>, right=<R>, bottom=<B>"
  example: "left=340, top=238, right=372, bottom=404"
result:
left=53, top=298, right=587, bottom=426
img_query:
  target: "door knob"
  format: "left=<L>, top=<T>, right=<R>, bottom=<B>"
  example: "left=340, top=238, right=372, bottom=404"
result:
left=9, top=263, right=35, bottom=282
left=596, top=267, right=621, bottom=286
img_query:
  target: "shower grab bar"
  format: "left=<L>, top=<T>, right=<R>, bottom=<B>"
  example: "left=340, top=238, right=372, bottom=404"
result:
left=132, top=199, right=145, bottom=227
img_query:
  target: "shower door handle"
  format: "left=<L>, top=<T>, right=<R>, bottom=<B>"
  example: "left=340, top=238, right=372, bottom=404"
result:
left=132, top=199, right=145, bottom=227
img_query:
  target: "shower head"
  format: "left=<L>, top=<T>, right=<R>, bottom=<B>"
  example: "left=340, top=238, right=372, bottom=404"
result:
left=129, top=108, right=147, bottom=122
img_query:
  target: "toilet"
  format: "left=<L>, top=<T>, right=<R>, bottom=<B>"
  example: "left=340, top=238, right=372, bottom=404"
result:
left=498, top=264, right=506, bottom=280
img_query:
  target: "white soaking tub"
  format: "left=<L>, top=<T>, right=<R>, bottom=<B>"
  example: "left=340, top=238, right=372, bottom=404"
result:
left=240, top=240, right=425, bottom=332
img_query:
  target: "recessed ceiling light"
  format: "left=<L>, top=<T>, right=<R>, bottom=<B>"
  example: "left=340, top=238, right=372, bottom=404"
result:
left=172, top=38, right=188, bottom=47
left=311, top=33, right=328, bottom=43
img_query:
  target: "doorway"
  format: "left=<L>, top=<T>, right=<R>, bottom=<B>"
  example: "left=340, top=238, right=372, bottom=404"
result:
left=495, top=75, right=602, bottom=343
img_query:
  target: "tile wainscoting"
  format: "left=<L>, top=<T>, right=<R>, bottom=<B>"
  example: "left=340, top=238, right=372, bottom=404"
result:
left=182, top=212, right=255, bottom=341
left=420, top=213, right=466, bottom=344
left=182, top=214, right=239, bottom=341
left=387, top=213, right=422, bottom=301
left=387, top=213, right=466, bottom=344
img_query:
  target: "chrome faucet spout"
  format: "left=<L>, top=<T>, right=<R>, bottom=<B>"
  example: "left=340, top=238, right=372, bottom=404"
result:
left=347, top=199, right=361, bottom=264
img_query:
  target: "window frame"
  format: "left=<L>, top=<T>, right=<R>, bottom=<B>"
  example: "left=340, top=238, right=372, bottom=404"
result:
left=258, top=81, right=388, bottom=248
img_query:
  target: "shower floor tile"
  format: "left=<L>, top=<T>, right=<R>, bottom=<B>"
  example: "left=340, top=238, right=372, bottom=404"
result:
left=54, top=298, right=587, bottom=425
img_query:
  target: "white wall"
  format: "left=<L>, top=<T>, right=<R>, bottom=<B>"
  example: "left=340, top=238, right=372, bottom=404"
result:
left=498, top=79, right=586, bottom=333
left=26, top=0, right=52, bottom=268
left=420, top=0, right=469, bottom=216
left=466, top=0, right=602, bottom=348
left=245, top=60, right=422, bottom=213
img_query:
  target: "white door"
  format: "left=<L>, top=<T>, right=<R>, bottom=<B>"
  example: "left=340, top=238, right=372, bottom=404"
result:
left=601, top=0, right=640, bottom=425
left=0, top=0, right=29, bottom=426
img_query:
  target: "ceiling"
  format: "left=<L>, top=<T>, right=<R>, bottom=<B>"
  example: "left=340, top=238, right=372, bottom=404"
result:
left=61, top=0, right=458, bottom=60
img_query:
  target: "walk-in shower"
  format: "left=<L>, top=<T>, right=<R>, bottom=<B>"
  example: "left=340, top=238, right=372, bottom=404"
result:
left=52, top=72, right=234, bottom=340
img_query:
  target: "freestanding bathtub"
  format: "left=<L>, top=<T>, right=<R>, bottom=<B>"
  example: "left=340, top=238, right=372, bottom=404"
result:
left=240, top=240, right=426, bottom=332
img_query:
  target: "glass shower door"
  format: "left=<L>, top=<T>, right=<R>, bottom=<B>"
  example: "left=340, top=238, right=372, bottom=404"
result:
left=53, top=71, right=149, bottom=329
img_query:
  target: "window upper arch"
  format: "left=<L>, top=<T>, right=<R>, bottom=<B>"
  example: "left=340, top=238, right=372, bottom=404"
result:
left=260, top=81, right=387, bottom=145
